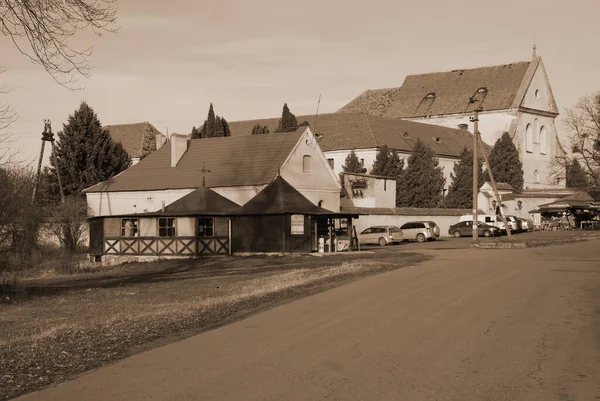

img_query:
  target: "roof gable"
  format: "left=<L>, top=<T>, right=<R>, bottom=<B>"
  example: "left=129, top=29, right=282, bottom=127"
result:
left=228, top=112, right=476, bottom=158
left=338, top=60, right=534, bottom=118
left=233, top=176, right=334, bottom=215
left=85, top=132, right=303, bottom=192
left=164, top=186, right=240, bottom=214
left=517, top=58, right=559, bottom=114
left=104, top=122, right=163, bottom=158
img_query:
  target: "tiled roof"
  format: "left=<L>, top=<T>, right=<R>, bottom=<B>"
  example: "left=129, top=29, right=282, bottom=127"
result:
left=164, top=186, right=240, bottom=215
left=85, top=132, right=303, bottom=192
left=228, top=112, right=476, bottom=158
left=233, top=176, right=335, bottom=215
left=104, top=122, right=163, bottom=158
left=338, top=60, right=536, bottom=118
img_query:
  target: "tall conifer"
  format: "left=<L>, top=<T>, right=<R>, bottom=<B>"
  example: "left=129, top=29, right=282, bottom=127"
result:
left=396, top=139, right=445, bottom=208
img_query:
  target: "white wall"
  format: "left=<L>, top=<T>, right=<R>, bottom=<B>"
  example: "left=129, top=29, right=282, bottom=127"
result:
left=343, top=174, right=396, bottom=208
left=407, top=110, right=563, bottom=189
left=352, top=214, right=466, bottom=238
left=325, top=148, right=458, bottom=196
left=280, top=129, right=342, bottom=212
left=86, top=189, right=195, bottom=217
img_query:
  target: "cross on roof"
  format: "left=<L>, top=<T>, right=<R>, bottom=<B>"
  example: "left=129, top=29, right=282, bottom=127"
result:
left=200, top=162, right=211, bottom=187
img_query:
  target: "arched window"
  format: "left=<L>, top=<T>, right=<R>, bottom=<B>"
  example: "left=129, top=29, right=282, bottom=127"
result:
left=303, top=155, right=312, bottom=173
left=525, top=123, right=533, bottom=153
left=533, top=170, right=540, bottom=183
left=540, top=126, right=547, bottom=154
left=533, top=119, right=540, bottom=143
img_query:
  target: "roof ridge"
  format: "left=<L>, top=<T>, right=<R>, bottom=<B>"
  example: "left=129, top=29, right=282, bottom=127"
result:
left=405, top=60, right=531, bottom=78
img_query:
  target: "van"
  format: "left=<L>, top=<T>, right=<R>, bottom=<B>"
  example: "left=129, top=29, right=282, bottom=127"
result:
left=459, top=214, right=506, bottom=233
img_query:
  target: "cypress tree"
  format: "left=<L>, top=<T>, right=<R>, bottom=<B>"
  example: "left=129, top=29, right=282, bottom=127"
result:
left=396, top=139, right=445, bottom=208
left=191, top=126, right=199, bottom=139
left=198, top=104, right=230, bottom=138
left=566, top=158, right=589, bottom=189
left=275, top=103, right=298, bottom=133
left=49, top=101, right=131, bottom=197
left=483, top=131, right=524, bottom=192
left=444, top=146, right=484, bottom=208
left=251, top=124, right=270, bottom=135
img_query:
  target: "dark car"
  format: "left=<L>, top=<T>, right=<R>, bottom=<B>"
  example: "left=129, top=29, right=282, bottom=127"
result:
left=448, top=221, right=500, bottom=238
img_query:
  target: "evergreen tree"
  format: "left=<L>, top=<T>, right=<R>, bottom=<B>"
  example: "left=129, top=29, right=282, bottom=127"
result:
left=198, top=103, right=231, bottom=138
left=370, top=146, right=403, bottom=177
left=483, top=131, right=524, bottom=192
left=200, top=103, right=216, bottom=138
left=566, top=158, right=589, bottom=189
left=341, top=150, right=366, bottom=175
left=444, top=146, right=484, bottom=208
left=191, top=126, right=199, bottom=139
left=49, top=102, right=131, bottom=197
left=140, top=125, right=157, bottom=159
left=396, top=139, right=445, bottom=208
left=251, top=124, right=270, bottom=135
left=275, top=103, right=298, bottom=133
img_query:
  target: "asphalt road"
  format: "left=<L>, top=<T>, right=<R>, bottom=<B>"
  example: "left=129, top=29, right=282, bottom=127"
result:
left=18, top=240, right=600, bottom=401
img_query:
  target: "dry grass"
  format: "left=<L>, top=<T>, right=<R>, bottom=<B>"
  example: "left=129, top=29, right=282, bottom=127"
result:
left=0, top=251, right=430, bottom=400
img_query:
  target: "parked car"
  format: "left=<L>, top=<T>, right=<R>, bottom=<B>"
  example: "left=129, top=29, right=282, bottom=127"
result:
left=517, top=217, right=533, bottom=232
left=399, top=221, right=440, bottom=242
left=448, top=221, right=501, bottom=238
left=357, top=226, right=403, bottom=246
left=504, top=215, right=522, bottom=232
left=459, top=214, right=507, bottom=233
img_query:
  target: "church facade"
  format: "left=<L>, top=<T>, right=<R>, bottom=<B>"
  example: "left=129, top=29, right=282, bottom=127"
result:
left=338, top=50, right=566, bottom=190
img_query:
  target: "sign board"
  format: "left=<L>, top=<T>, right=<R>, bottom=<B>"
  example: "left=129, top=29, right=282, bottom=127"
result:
left=291, top=214, right=304, bottom=235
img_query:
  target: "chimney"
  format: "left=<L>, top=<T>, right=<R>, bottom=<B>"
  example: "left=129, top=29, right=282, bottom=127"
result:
left=170, top=133, right=189, bottom=167
left=156, top=133, right=167, bottom=150
left=457, top=123, right=469, bottom=131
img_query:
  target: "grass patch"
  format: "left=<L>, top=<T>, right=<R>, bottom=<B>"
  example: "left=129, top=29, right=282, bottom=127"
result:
left=0, top=251, right=429, bottom=400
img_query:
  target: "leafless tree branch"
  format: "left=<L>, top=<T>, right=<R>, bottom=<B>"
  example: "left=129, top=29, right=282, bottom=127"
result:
left=564, top=91, right=600, bottom=187
left=0, top=0, right=118, bottom=88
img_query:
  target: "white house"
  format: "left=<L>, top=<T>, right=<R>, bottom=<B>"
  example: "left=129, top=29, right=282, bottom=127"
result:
left=338, top=50, right=566, bottom=189
left=84, top=126, right=341, bottom=216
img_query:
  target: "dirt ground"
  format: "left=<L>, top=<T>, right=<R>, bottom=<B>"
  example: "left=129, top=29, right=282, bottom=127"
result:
left=1, top=229, right=598, bottom=400
left=0, top=250, right=429, bottom=400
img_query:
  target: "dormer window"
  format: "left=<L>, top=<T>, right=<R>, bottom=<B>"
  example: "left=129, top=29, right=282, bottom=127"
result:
left=477, top=87, right=488, bottom=93
left=424, top=92, right=436, bottom=99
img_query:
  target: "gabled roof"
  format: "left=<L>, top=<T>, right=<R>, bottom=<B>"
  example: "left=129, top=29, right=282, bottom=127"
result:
left=233, top=176, right=334, bottom=215
left=163, top=186, right=240, bottom=215
left=228, top=112, right=476, bottom=158
left=85, top=131, right=303, bottom=192
left=104, top=122, right=163, bottom=158
left=338, top=59, right=539, bottom=118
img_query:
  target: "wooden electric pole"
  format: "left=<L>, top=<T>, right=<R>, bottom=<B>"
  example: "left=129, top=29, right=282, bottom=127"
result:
left=32, top=120, right=65, bottom=205
left=470, top=110, right=479, bottom=242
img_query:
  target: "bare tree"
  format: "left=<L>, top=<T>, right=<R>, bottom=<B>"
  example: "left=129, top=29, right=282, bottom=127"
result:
left=564, top=91, right=600, bottom=188
left=0, top=67, right=20, bottom=165
left=1, top=0, right=118, bottom=87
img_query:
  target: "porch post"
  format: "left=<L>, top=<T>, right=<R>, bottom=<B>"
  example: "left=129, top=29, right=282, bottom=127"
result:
left=228, top=218, right=232, bottom=256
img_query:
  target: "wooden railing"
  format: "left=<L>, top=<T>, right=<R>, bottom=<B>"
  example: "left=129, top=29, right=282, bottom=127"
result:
left=104, top=236, right=229, bottom=256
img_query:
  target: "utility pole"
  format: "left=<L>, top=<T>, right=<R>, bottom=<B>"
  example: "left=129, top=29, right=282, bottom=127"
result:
left=32, top=120, right=65, bottom=205
left=470, top=110, right=479, bottom=242
left=476, top=131, right=513, bottom=240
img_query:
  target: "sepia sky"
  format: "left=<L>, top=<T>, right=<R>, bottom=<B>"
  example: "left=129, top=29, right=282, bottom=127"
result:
left=2, top=0, right=599, bottom=165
